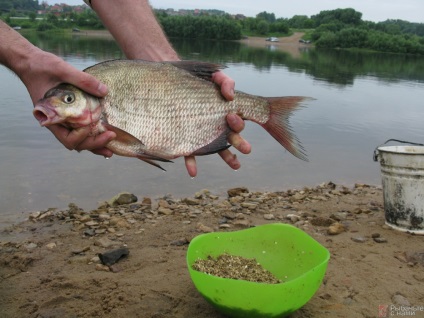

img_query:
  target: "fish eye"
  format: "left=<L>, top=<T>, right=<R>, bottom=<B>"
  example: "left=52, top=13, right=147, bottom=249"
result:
left=62, top=93, right=75, bottom=104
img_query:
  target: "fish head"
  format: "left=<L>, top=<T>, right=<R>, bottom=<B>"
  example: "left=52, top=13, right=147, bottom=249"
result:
left=33, top=84, right=101, bottom=128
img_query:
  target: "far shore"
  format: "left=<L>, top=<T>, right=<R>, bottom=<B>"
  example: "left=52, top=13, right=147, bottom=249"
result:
left=74, top=30, right=311, bottom=56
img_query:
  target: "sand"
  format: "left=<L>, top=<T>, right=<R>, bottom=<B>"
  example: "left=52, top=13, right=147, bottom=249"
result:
left=1, top=183, right=423, bottom=318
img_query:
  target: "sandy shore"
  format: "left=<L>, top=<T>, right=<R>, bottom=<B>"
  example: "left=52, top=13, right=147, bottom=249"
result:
left=1, top=182, right=423, bottom=317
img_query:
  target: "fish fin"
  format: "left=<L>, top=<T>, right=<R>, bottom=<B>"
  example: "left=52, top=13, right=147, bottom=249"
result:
left=103, top=122, right=172, bottom=164
left=168, top=61, right=227, bottom=82
left=136, top=157, right=167, bottom=171
left=261, top=97, right=311, bottom=161
left=192, top=131, right=231, bottom=156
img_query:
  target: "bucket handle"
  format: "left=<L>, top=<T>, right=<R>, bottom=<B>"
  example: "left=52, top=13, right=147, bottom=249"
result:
left=373, top=139, right=424, bottom=162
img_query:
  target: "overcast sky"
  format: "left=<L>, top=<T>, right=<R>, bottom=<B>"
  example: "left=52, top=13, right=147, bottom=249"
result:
left=45, top=0, right=424, bottom=23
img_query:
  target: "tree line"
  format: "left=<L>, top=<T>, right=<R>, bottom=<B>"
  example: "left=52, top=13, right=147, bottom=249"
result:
left=307, top=9, right=424, bottom=55
left=2, top=1, right=424, bottom=55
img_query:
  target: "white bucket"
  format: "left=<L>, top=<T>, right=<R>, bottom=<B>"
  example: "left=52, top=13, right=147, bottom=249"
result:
left=375, top=145, right=424, bottom=234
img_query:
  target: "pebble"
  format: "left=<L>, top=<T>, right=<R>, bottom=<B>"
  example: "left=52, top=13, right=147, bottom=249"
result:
left=391, top=293, right=410, bottom=306
left=263, top=213, right=275, bottom=220
left=95, top=264, right=110, bottom=272
left=108, top=192, right=138, bottom=206
left=45, top=242, right=57, bottom=250
left=233, top=219, right=250, bottom=227
left=286, top=214, right=300, bottom=223
left=196, top=223, right=213, bottom=233
left=328, top=223, right=346, bottom=235
left=170, top=238, right=189, bottom=246
left=157, top=207, right=173, bottom=215
left=351, top=236, right=367, bottom=243
left=95, top=237, right=116, bottom=248
left=227, top=187, right=249, bottom=197
left=25, top=243, right=38, bottom=251
left=71, top=246, right=90, bottom=254
left=373, top=237, right=388, bottom=243
left=310, top=217, right=334, bottom=227
left=241, top=202, right=258, bottom=209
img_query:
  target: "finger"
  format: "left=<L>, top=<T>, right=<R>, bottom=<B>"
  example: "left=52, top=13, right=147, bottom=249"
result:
left=91, top=148, right=114, bottom=157
left=184, top=156, right=197, bottom=178
left=212, top=71, right=235, bottom=101
left=226, top=113, right=245, bottom=133
left=74, top=131, right=116, bottom=152
left=218, top=149, right=241, bottom=170
left=59, top=63, right=108, bottom=98
left=228, top=131, right=251, bottom=154
left=47, top=125, right=91, bottom=150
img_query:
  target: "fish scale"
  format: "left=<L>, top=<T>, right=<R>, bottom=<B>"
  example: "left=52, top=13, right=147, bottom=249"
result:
left=88, top=60, right=269, bottom=158
left=33, top=59, right=309, bottom=171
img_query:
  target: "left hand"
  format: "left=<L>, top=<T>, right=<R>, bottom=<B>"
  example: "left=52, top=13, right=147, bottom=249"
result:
left=184, top=71, right=251, bottom=177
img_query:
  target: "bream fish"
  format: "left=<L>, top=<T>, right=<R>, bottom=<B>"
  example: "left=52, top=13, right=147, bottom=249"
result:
left=33, top=59, right=310, bottom=170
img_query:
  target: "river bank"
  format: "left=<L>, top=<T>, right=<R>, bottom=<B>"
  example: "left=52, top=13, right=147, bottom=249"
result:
left=1, top=182, right=423, bottom=317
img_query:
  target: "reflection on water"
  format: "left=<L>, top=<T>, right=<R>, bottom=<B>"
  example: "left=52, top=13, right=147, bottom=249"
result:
left=1, top=31, right=424, bottom=226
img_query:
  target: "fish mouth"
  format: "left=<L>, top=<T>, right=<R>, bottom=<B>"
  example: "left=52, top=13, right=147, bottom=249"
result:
left=33, top=105, right=63, bottom=126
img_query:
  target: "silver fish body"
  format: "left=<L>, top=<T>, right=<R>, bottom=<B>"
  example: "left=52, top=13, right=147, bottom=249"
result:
left=34, top=59, right=309, bottom=170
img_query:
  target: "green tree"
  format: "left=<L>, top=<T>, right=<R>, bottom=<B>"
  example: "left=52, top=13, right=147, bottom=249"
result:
left=256, top=11, right=276, bottom=23
left=256, top=20, right=269, bottom=35
left=29, top=11, right=36, bottom=22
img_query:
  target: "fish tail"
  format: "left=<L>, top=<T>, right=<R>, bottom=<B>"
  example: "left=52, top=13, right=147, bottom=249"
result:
left=261, top=97, right=310, bottom=161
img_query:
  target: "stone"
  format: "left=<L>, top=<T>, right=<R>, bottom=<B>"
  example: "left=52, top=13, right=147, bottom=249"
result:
left=108, top=192, right=138, bottom=206
left=197, top=223, right=213, bottom=233
left=241, top=202, right=258, bottom=209
left=310, top=217, right=334, bottom=227
left=170, top=238, right=189, bottom=246
left=391, top=293, right=410, bottom=306
left=232, top=219, right=251, bottom=227
left=85, top=221, right=99, bottom=227
left=263, top=213, right=275, bottom=220
left=182, top=198, right=200, bottom=205
left=406, top=251, right=424, bottom=266
left=98, top=248, right=129, bottom=266
left=25, top=243, right=38, bottom=251
left=45, top=242, right=57, bottom=250
left=227, top=187, right=249, bottom=197
left=95, top=237, right=116, bottom=248
left=157, top=207, right=173, bottom=215
left=351, top=236, right=367, bottom=243
left=374, top=237, right=388, bottom=243
left=95, top=264, right=110, bottom=272
left=71, top=246, right=90, bottom=254
left=286, top=214, right=300, bottom=223
left=328, top=223, right=346, bottom=235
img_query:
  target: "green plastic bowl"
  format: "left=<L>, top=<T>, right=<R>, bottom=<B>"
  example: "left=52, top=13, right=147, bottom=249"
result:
left=187, top=223, right=330, bottom=318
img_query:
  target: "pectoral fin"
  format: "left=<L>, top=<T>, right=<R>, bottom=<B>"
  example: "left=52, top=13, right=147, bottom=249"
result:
left=103, top=122, right=172, bottom=170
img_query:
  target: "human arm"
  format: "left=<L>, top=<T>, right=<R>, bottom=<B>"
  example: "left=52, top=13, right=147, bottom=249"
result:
left=89, top=0, right=251, bottom=176
left=0, top=20, right=116, bottom=156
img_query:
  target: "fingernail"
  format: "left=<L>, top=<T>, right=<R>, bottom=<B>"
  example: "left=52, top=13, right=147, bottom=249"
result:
left=98, top=83, right=108, bottom=95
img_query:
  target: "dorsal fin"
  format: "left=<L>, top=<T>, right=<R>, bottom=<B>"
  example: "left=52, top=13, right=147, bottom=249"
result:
left=168, top=61, right=227, bottom=82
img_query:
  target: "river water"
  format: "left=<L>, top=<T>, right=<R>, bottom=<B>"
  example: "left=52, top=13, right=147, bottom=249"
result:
left=1, top=32, right=424, bottom=225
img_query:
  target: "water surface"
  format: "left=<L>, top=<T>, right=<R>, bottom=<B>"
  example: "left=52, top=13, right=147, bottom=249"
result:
left=1, top=32, right=424, bottom=225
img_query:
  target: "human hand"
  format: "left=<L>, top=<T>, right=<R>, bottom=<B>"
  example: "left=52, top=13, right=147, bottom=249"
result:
left=184, top=71, right=251, bottom=177
left=20, top=48, right=116, bottom=157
